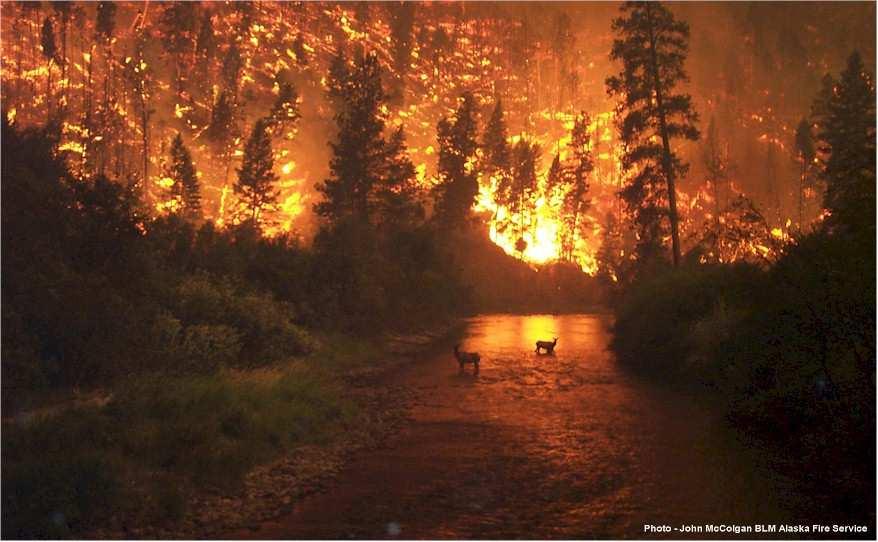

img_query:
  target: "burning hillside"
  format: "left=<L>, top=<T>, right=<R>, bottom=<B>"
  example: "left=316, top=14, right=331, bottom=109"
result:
left=1, top=2, right=873, bottom=271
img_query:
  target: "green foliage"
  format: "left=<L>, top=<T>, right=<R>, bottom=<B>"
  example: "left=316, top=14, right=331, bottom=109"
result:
left=2, top=369, right=352, bottom=538
left=612, top=228, right=874, bottom=517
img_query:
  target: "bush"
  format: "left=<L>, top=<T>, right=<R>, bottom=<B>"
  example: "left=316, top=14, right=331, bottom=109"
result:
left=611, top=262, right=763, bottom=382
left=172, top=274, right=313, bottom=367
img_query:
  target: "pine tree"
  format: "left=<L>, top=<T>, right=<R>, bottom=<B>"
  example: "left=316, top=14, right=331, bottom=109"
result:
left=793, top=117, right=816, bottom=229
left=235, top=118, right=279, bottom=226
left=375, top=126, right=423, bottom=229
left=702, top=116, right=731, bottom=224
left=433, top=92, right=479, bottom=228
left=812, top=51, right=876, bottom=237
left=316, top=51, right=419, bottom=229
left=560, top=111, right=593, bottom=261
left=292, top=33, right=309, bottom=67
left=498, top=139, right=540, bottom=256
left=41, top=17, right=58, bottom=121
left=551, top=13, right=575, bottom=111
left=95, top=1, right=116, bottom=42
left=124, top=28, right=154, bottom=190
left=206, top=90, right=238, bottom=185
left=268, top=81, right=301, bottom=138
left=222, top=41, right=243, bottom=97
left=196, top=10, right=215, bottom=60
left=51, top=2, right=71, bottom=113
left=388, top=1, right=416, bottom=102
left=94, top=1, right=117, bottom=176
left=481, top=99, right=512, bottom=228
left=160, top=1, right=197, bottom=98
left=164, top=133, right=201, bottom=220
left=606, top=1, right=700, bottom=266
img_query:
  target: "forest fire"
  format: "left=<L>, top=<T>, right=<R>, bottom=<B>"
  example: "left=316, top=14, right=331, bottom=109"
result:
left=0, top=1, right=869, bottom=269
left=2, top=2, right=875, bottom=540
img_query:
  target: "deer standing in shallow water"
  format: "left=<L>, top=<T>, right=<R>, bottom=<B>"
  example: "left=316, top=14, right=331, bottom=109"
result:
left=535, top=337, right=558, bottom=354
left=453, top=344, right=480, bottom=374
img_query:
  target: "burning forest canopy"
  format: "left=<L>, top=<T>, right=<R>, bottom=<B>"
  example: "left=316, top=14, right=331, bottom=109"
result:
left=1, top=1, right=875, bottom=273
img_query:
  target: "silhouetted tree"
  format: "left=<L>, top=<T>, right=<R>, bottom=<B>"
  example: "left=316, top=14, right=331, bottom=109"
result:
left=317, top=51, right=418, bottom=228
left=702, top=116, right=731, bottom=225
left=388, top=1, right=416, bottom=102
left=268, top=81, right=301, bottom=138
left=481, top=99, right=512, bottom=228
left=433, top=92, right=479, bottom=228
left=559, top=112, right=593, bottom=261
left=235, top=118, right=279, bottom=226
left=165, top=133, right=201, bottom=220
left=160, top=1, right=197, bottom=98
left=812, top=51, right=876, bottom=238
left=793, top=117, right=816, bottom=229
left=40, top=17, right=58, bottom=120
left=222, top=41, right=243, bottom=97
left=206, top=90, right=238, bottom=185
left=124, top=28, right=154, bottom=191
left=606, top=1, right=700, bottom=266
left=498, top=139, right=540, bottom=256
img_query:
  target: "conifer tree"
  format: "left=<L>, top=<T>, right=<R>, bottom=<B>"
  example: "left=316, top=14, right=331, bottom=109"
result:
left=481, top=99, right=512, bottom=228
left=793, top=117, right=816, bottom=228
left=316, top=51, right=421, bottom=230
left=268, top=81, right=301, bottom=138
left=388, top=2, right=416, bottom=102
left=702, top=116, right=731, bottom=224
left=206, top=90, right=237, bottom=184
left=235, top=118, right=279, bottom=225
left=433, top=92, right=479, bottom=228
left=498, top=139, right=540, bottom=255
left=812, top=51, right=876, bottom=237
left=124, top=28, right=154, bottom=189
left=559, top=112, right=593, bottom=261
left=606, top=1, right=700, bottom=266
left=164, top=133, right=201, bottom=220
left=41, top=17, right=57, bottom=121
left=375, top=126, right=423, bottom=229
left=160, top=1, right=197, bottom=98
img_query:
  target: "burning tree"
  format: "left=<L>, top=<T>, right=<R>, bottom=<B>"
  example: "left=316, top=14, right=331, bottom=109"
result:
left=606, top=1, right=700, bottom=267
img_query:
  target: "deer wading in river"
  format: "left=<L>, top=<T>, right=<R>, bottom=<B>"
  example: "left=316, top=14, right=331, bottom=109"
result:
left=535, top=337, right=558, bottom=354
left=453, top=344, right=480, bottom=374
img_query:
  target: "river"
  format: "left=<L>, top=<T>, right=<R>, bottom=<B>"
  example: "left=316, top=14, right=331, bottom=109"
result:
left=237, top=314, right=798, bottom=539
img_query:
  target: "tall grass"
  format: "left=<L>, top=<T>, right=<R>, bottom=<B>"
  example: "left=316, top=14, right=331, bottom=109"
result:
left=2, top=368, right=353, bottom=538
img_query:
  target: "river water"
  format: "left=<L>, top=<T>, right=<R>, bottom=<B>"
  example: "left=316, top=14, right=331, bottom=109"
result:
left=241, top=314, right=799, bottom=539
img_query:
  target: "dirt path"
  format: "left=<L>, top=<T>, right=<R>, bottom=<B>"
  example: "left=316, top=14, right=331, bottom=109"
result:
left=231, top=314, right=795, bottom=539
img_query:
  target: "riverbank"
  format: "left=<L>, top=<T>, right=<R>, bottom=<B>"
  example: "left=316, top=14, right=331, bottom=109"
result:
left=2, top=322, right=461, bottom=539
left=610, top=255, right=875, bottom=533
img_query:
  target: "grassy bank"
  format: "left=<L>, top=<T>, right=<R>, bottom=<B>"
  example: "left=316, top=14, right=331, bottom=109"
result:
left=610, top=231, right=875, bottom=525
left=3, top=365, right=353, bottom=539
